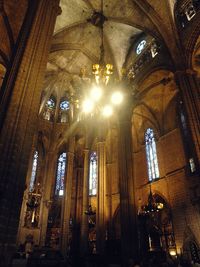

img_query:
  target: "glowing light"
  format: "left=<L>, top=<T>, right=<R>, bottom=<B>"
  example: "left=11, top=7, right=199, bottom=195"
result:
left=82, top=99, right=94, bottom=113
left=111, top=91, right=123, bottom=105
left=157, top=202, right=164, bottom=210
left=102, top=105, right=113, bottom=117
left=90, top=86, right=102, bottom=101
left=169, top=250, right=177, bottom=256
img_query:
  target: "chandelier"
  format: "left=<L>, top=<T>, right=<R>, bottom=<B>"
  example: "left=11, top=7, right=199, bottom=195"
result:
left=76, top=2, right=124, bottom=119
left=140, top=186, right=164, bottom=215
left=92, top=63, right=113, bottom=86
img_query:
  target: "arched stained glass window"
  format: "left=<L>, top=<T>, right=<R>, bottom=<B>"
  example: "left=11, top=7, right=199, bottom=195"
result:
left=59, top=100, right=70, bottom=123
left=145, top=128, right=159, bottom=181
left=29, top=151, right=39, bottom=192
left=55, top=152, right=67, bottom=196
left=89, top=152, right=97, bottom=196
left=43, top=97, right=56, bottom=121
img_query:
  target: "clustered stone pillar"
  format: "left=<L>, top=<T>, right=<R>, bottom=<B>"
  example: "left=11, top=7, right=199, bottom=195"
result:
left=118, top=104, right=138, bottom=266
left=0, top=0, right=61, bottom=260
left=61, top=139, right=75, bottom=255
left=175, top=70, right=200, bottom=165
left=80, top=149, right=90, bottom=256
left=96, top=129, right=107, bottom=255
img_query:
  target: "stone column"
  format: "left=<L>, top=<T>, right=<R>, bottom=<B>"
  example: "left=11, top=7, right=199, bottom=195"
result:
left=71, top=166, right=83, bottom=255
left=61, top=139, right=75, bottom=255
left=39, top=151, right=55, bottom=246
left=118, top=103, right=138, bottom=266
left=96, top=127, right=107, bottom=255
left=75, top=167, right=84, bottom=227
left=174, top=70, right=200, bottom=166
left=80, top=149, right=90, bottom=255
left=0, top=0, right=61, bottom=259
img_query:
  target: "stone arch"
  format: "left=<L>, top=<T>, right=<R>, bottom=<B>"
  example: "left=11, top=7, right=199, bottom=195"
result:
left=0, top=62, right=6, bottom=89
left=138, top=191, right=176, bottom=254
left=183, top=226, right=200, bottom=263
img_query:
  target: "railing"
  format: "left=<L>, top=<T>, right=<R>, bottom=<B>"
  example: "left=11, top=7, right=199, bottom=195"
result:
left=176, top=0, right=200, bottom=28
left=127, top=40, right=160, bottom=80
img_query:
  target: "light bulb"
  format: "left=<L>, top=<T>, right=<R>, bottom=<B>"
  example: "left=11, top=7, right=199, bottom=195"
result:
left=82, top=99, right=94, bottom=113
left=90, top=86, right=102, bottom=101
left=102, top=105, right=113, bottom=117
left=111, top=91, right=123, bottom=105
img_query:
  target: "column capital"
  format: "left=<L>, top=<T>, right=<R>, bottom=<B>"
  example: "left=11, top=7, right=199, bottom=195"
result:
left=84, top=148, right=90, bottom=155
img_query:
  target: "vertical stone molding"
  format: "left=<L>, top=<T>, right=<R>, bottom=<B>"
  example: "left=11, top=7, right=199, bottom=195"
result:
left=39, top=152, right=55, bottom=246
left=80, top=149, right=90, bottom=256
left=96, top=138, right=106, bottom=255
left=175, top=70, right=200, bottom=163
left=118, top=103, right=138, bottom=265
left=16, top=134, right=40, bottom=244
left=105, top=161, right=113, bottom=240
left=61, top=148, right=75, bottom=255
left=0, top=0, right=61, bottom=255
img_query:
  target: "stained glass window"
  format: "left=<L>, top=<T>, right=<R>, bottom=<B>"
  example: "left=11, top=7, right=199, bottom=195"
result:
left=60, top=100, right=70, bottom=111
left=89, top=152, right=97, bottom=196
left=136, top=40, right=146, bottom=55
left=29, top=151, right=38, bottom=192
left=145, top=128, right=159, bottom=181
left=46, top=98, right=55, bottom=109
left=55, top=152, right=66, bottom=196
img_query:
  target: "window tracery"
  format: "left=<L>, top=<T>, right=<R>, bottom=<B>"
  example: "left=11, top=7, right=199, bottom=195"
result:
left=60, top=100, right=70, bottom=110
left=145, top=128, right=159, bottom=181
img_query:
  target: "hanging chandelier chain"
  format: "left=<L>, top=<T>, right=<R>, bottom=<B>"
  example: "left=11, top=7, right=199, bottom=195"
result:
left=100, top=0, right=104, bottom=65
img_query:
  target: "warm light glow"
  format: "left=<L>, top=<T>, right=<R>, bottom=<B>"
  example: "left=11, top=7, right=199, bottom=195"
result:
left=169, top=250, right=177, bottom=256
left=82, top=99, right=94, bottom=113
left=157, top=202, right=164, bottom=210
left=111, top=91, right=123, bottom=105
left=102, top=105, right=113, bottom=117
left=90, top=86, right=102, bottom=101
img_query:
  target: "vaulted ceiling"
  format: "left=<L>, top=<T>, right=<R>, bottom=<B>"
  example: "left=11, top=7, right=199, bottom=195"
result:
left=0, top=0, right=188, bottom=149
left=0, top=0, right=28, bottom=66
left=42, top=0, right=180, bottom=145
left=43, top=0, right=178, bottom=101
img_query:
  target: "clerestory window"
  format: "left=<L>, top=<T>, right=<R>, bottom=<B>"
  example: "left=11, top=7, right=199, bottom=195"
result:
left=55, top=152, right=67, bottom=196
left=145, top=128, right=159, bottom=181
left=29, top=151, right=39, bottom=192
left=89, top=152, right=97, bottom=196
